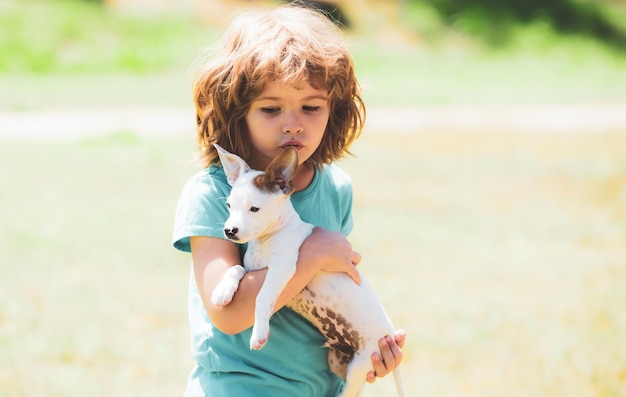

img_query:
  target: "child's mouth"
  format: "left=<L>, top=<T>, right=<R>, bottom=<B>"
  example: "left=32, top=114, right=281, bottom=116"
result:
left=280, top=142, right=303, bottom=150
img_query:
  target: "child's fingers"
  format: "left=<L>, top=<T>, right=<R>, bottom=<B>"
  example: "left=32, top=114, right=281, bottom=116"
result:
left=382, top=335, right=403, bottom=368
left=368, top=334, right=404, bottom=382
left=348, top=251, right=362, bottom=284
left=367, top=352, right=384, bottom=383
left=346, top=264, right=361, bottom=285
left=379, top=335, right=397, bottom=372
left=394, top=329, right=407, bottom=349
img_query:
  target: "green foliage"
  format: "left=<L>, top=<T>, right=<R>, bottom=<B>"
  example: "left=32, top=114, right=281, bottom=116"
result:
left=407, top=0, right=626, bottom=49
left=1, top=0, right=626, bottom=105
left=0, top=0, right=216, bottom=74
left=355, top=0, right=626, bottom=105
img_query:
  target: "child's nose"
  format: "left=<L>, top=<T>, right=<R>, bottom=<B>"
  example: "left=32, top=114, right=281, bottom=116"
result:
left=282, top=112, right=303, bottom=135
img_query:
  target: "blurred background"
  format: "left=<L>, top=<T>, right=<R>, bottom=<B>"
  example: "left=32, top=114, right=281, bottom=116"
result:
left=1, top=0, right=625, bottom=396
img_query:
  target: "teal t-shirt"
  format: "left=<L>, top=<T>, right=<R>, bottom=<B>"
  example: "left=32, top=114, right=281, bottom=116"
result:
left=172, top=163, right=354, bottom=397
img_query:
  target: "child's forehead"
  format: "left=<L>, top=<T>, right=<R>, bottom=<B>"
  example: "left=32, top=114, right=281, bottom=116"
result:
left=255, top=80, right=329, bottom=99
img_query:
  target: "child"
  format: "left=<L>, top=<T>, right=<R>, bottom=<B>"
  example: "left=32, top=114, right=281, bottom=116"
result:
left=173, top=4, right=405, bottom=396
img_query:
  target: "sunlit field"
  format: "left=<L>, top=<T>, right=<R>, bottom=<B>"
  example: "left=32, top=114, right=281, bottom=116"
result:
left=343, top=130, right=626, bottom=397
left=1, top=0, right=626, bottom=396
left=1, top=127, right=624, bottom=396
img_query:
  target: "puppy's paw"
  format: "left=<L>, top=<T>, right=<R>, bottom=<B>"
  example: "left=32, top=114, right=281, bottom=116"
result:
left=211, top=283, right=236, bottom=306
left=211, top=265, right=246, bottom=307
left=250, top=325, right=270, bottom=350
left=250, top=336, right=268, bottom=350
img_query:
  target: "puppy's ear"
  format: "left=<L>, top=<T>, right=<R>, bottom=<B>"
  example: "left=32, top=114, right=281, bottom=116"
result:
left=262, top=146, right=299, bottom=195
left=214, top=143, right=251, bottom=186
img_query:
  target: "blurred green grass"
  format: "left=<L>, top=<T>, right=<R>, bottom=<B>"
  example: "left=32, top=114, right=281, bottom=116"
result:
left=2, top=0, right=626, bottom=108
left=0, top=0, right=217, bottom=74
left=1, top=130, right=625, bottom=396
left=0, top=133, right=196, bottom=396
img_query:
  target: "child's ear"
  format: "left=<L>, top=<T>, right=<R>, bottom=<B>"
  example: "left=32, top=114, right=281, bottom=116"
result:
left=263, top=146, right=299, bottom=195
left=214, top=144, right=251, bottom=186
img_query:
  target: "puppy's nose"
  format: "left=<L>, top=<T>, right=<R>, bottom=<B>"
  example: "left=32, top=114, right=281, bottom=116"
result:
left=224, top=227, right=239, bottom=240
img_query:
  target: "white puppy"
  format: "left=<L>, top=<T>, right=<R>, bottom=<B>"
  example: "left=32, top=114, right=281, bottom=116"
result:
left=211, top=144, right=404, bottom=397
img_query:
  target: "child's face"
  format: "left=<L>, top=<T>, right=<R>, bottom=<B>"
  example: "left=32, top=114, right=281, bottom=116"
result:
left=244, top=81, right=329, bottom=170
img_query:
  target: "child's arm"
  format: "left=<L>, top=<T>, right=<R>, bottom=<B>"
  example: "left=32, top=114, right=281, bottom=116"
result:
left=190, top=227, right=361, bottom=335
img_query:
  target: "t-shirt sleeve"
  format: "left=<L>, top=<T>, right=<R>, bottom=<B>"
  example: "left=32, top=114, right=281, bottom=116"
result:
left=172, top=169, right=230, bottom=252
left=331, top=164, right=354, bottom=237
left=340, top=184, right=354, bottom=236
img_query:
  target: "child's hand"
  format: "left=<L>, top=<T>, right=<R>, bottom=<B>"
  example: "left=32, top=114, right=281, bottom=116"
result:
left=299, top=227, right=361, bottom=285
left=366, top=329, right=406, bottom=383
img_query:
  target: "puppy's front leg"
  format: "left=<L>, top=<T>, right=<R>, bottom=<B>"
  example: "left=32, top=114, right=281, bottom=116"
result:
left=211, top=265, right=246, bottom=307
left=250, top=263, right=296, bottom=350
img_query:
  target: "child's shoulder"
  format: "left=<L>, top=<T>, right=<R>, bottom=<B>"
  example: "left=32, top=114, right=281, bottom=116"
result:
left=303, top=163, right=352, bottom=199
left=186, top=164, right=227, bottom=182
left=324, top=163, right=352, bottom=187
left=181, top=165, right=230, bottom=196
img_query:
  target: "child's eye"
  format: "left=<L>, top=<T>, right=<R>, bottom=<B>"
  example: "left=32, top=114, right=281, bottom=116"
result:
left=261, top=107, right=280, bottom=114
left=303, top=106, right=320, bottom=112
left=250, top=206, right=260, bottom=212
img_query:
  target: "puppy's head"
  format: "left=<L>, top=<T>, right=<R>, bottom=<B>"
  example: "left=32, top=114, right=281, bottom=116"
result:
left=215, top=144, right=299, bottom=243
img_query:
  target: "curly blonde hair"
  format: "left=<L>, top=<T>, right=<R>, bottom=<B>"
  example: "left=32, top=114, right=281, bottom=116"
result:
left=191, top=4, right=365, bottom=169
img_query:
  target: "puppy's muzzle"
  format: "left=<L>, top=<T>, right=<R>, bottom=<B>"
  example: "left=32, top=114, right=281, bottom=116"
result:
left=224, top=227, right=239, bottom=240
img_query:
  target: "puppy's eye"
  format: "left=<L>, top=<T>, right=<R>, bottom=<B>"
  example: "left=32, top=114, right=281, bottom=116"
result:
left=226, top=202, right=231, bottom=208
left=250, top=206, right=260, bottom=213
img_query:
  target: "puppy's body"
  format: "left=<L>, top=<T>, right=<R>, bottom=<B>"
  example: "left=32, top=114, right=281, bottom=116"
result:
left=289, top=266, right=399, bottom=392
left=211, top=145, right=404, bottom=397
